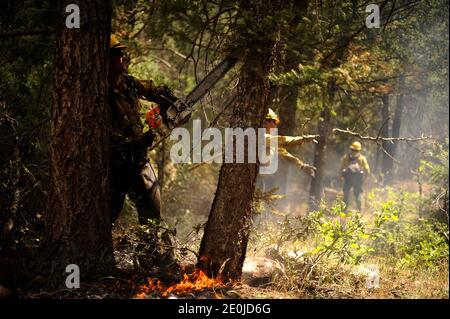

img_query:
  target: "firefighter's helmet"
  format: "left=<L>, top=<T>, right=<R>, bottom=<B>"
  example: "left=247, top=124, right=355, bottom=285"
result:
left=110, top=35, right=127, bottom=50
left=266, top=108, right=280, bottom=125
left=349, top=141, right=362, bottom=151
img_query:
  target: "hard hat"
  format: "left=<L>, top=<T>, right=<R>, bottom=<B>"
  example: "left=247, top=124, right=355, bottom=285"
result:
left=265, top=108, right=280, bottom=125
left=349, top=141, right=362, bottom=151
left=110, top=34, right=127, bottom=50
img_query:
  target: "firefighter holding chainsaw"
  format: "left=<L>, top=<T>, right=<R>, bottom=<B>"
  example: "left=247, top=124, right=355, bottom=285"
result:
left=340, top=141, right=370, bottom=212
left=108, top=35, right=237, bottom=225
left=109, top=35, right=174, bottom=225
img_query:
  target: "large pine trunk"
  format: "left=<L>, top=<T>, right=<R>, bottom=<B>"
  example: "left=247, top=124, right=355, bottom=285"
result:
left=197, top=0, right=280, bottom=280
left=40, top=0, right=114, bottom=285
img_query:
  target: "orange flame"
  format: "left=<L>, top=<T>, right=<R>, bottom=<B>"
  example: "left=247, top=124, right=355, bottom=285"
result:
left=136, top=277, right=166, bottom=299
left=136, top=269, right=227, bottom=298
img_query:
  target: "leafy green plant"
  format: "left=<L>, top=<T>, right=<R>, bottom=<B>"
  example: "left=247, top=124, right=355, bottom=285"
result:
left=398, top=220, right=449, bottom=268
left=307, top=203, right=372, bottom=265
left=418, top=139, right=449, bottom=223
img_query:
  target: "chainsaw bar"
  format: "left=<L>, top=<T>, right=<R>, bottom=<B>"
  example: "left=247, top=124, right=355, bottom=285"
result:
left=114, top=53, right=239, bottom=151
left=185, top=55, right=239, bottom=107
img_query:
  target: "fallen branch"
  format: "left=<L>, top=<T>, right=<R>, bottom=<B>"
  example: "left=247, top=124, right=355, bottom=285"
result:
left=333, top=128, right=434, bottom=142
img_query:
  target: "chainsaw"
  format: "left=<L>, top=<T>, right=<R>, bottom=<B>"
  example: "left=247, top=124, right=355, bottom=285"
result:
left=114, top=52, right=240, bottom=151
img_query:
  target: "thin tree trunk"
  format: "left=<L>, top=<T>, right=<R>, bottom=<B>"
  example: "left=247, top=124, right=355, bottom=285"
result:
left=40, top=0, right=114, bottom=286
left=197, top=0, right=280, bottom=280
left=276, top=55, right=300, bottom=139
left=277, top=0, right=308, bottom=136
left=391, top=79, right=405, bottom=156
left=380, top=93, right=393, bottom=184
left=274, top=1, right=308, bottom=194
left=309, top=80, right=335, bottom=210
left=409, top=93, right=427, bottom=171
left=272, top=55, right=301, bottom=196
left=308, top=1, right=357, bottom=210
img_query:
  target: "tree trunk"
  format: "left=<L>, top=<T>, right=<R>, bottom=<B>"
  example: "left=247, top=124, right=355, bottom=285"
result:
left=197, top=0, right=280, bottom=280
left=40, top=0, right=114, bottom=286
left=309, top=80, right=335, bottom=210
left=386, top=78, right=405, bottom=183
left=273, top=0, right=308, bottom=194
left=308, top=3, right=355, bottom=210
left=276, top=66, right=299, bottom=138
left=380, top=94, right=393, bottom=184
left=391, top=94, right=403, bottom=152
left=277, top=0, right=308, bottom=136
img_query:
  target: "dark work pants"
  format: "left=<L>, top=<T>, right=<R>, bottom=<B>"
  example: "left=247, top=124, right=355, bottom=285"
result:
left=343, top=174, right=363, bottom=212
left=110, top=148, right=161, bottom=225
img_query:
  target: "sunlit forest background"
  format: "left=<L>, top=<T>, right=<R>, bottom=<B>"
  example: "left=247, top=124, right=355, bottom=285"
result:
left=0, top=0, right=448, bottom=298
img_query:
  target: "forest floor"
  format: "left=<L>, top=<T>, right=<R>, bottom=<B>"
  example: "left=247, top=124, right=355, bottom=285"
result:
left=3, top=180, right=447, bottom=299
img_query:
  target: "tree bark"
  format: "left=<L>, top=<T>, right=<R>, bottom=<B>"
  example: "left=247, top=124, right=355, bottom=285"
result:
left=308, top=2, right=356, bottom=210
left=391, top=93, right=404, bottom=152
left=385, top=77, right=405, bottom=183
left=197, top=0, right=280, bottom=280
left=380, top=93, right=392, bottom=184
left=309, top=80, right=335, bottom=210
left=40, top=0, right=114, bottom=286
left=273, top=0, right=308, bottom=194
left=277, top=0, right=308, bottom=137
left=276, top=52, right=301, bottom=137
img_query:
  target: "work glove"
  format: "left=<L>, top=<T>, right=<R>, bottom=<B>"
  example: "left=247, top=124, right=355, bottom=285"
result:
left=154, top=85, right=176, bottom=101
left=302, top=164, right=317, bottom=177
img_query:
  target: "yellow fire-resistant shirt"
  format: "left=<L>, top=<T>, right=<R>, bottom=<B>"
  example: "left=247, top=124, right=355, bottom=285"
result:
left=265, top=133, right=308, bottom=169
left=340, top=153, right=370, bottom=175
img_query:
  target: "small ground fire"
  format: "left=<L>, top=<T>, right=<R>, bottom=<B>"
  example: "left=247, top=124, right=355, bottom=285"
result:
left=136, top=269, right=232, bottom=298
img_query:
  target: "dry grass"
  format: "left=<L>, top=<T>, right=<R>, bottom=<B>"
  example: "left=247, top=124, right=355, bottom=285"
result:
left=244, top=180, right=449, bottom=299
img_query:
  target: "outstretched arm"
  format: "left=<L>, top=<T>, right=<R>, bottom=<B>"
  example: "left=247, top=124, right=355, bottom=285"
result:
left=267, top=134, right=319, bottom=148
left=278, top=147, right=316, bottom=177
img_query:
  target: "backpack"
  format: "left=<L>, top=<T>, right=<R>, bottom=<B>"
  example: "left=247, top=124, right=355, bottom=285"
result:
left=343, top=155, right=364, bottom=180
left=347, top=156, right=362, bottom=174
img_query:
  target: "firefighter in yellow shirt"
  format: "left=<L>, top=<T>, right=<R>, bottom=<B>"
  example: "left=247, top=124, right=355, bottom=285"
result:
left=340, top=141, right=370, bottom=211
left=259, top=109, right=316, bottom=193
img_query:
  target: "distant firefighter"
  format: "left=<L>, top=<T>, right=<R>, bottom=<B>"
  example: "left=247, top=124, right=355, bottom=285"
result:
left=340, top=141, right=370, bottom=211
